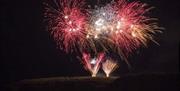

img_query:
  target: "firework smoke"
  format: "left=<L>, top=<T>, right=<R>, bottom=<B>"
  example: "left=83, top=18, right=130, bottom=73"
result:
left=102, top=59, right=118, bottom=77
left=82, top=53, right=104, bottom=77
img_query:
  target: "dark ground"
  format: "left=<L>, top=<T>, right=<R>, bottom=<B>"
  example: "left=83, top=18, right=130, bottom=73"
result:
left=2, top=73, right=179, bottom=91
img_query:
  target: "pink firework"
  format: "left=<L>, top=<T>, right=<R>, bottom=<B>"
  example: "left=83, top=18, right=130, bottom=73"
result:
left=45, top=0, right=162, bottom=69
left=82, top=52, right=104, bottom=77
left=85, top=0, right=162, bottom=66
left=45, top=0, right=88, bottom=53
left=110, top=0, right=161, bottom=57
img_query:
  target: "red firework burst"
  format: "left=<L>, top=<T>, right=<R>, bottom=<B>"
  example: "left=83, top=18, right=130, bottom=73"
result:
left=109, top=0, right=161, bottom=58
left=45, top=0, right=88, bottom=53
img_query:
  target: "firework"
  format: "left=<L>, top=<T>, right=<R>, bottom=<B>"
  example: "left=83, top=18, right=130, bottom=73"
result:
left=44, top=0, right=89, bottom=53
left=102, top=59, right=118, bottom=77
left=85, top=0, right=162, bottom=66
left=82, top=53, right=104, bottom=77
left=45, top=0, right=162, bottom=67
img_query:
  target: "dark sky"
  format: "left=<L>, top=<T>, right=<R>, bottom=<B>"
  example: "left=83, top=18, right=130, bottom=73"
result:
left=1, top=0, right=179, bottom=84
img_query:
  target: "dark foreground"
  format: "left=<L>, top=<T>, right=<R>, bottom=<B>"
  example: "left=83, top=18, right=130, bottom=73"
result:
left=5, top=73, right=179, bottom=91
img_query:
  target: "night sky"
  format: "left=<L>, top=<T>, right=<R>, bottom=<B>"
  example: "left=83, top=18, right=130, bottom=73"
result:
left=1, top=0, right=179, bottom=85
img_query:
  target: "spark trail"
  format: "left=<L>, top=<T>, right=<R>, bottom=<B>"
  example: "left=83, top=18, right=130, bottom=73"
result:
left=102, top=59, right=118, bottom=77
left=82, top=53, right=104, bottom=77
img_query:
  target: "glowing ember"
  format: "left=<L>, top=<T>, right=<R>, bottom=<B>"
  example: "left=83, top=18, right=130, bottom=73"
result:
left=102, top=59, right=118, bottom=77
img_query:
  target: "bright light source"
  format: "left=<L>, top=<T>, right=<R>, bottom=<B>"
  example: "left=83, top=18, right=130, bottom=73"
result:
left=121, top=18, right=124, bottom=21
left=102, top=13, right=106, bottom=16
left=90, top=58, right=96, bottom=64
left=116, top=25, right=120, bottom=29
left=102, top=26, right=107, bottom=29
left=72, top=28, right=76, bottom=31
left=130, top=24, right=134, bottom=28
left=116, top=21, right=121, bottom=29
left=86, top=35, right=90, bottom=38
left=68, top=21, right=72, bottom=24
left=131, top=32, right=136, bottom=37
left=115, top=31, right=119, bottom=34
left=95, top=18, right=104, bottom=26
left=96, top=28, right=101, bottom=31
left=94, top=35, right=98, bottom=39
left=64, top=15, right=68, bottom=19
left=120, top=30, right=123, bottom=33
left=110, top=27, right=114, bottom=31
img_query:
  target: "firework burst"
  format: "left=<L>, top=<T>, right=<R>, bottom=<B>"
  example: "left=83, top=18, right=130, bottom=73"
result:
left=44, top=0, right=89, bottom=53
left=45, top=0, right=162, bottom=69
left=110, top=0, right=162, bottom=57
left=84, top=0, right=162, bottom=66
left=102, top=59, right=118, bottom=77
left=82, top=53, right=104, bottom=77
